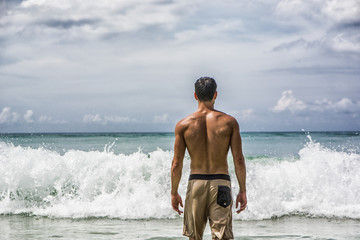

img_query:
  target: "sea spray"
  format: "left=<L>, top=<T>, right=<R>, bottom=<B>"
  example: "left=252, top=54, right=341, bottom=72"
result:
left=0, top=138, right=359, bottom=220
left=0, top=142, right=189, bottom=218
left=237, top=137, right=360, bottom=220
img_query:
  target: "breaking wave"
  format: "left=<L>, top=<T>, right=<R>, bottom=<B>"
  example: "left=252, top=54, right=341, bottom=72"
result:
left=0, top=137, right=359, bottom=220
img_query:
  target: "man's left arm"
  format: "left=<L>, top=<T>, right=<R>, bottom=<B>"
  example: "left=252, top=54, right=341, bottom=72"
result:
left=171, top=122, right=186, bottom=215
left=229, top=117, right=247, bottom=213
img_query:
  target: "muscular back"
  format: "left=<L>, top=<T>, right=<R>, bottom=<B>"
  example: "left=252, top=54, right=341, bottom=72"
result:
left=178, top=109, right=235, bottom=174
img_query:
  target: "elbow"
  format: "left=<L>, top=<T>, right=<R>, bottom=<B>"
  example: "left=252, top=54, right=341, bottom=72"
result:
left=171, top=159, right=183, bottom=173
left=234, top=155, right=246, bottom=168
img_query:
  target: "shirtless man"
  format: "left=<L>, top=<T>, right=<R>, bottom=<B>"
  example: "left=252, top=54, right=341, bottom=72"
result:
left=171, top=77, right=247, bottom=240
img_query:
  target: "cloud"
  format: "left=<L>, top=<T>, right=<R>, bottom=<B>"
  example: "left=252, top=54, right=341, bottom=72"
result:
left=239, top=109, right=254, bottom=120
left=275, top=0, right=360, bottom=24
left=37, top=115, right=67, bottom=124
left=38, top=115, right=51, bottom=122
left=0, top=1, right=358, bottom=132
left=39, top=18, right=99, bottom=30
left=272, top=38, right=320, bottom=51
left=1, top=0, right=196, bottom=42
left=83, top=114, right=102, bottom=123
left=103, top=115, right=132, bottom=124
left=231, top=109, right=255, bottom=121
left=83, top=113, right=135, bottom=125
left=313, top=97, right=360, bottom=113
left=274, top=0, right=360, bottom=54
left=174, top=19, right=243, bottom=43
left=153, top=114, right=169, bottom=124
left=272, top=90, right=307, bottom=113
left=0, top=107, right=67, bottom=125
left=329, top=32, right=360, bottom=53
left=0, top=107, right=20, bottom=124
left=266, top=65, right=360, bottom=75
left=24, top=110, right=35, bottom=123
left=322, top=0, right=360, bottom=23
left=272, top=90, right=360, bottom=114
left=272, top=28, right=360, bottom=55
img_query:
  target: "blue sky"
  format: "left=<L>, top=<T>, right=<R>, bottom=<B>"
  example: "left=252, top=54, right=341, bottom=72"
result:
left=0, top=0, right=359, bottom=132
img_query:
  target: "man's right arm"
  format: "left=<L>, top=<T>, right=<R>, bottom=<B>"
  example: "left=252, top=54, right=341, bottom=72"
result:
left=230, top=118, right=247, bottom=213
left=171, top=121, right=186, bottom=214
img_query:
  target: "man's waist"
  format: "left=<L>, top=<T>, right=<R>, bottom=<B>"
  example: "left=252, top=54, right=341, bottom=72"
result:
left=189, top=174, right=230, bottom=181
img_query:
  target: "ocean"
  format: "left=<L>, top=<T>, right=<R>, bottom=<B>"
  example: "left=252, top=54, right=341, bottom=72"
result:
left=0, top=132, right=359, bottom=239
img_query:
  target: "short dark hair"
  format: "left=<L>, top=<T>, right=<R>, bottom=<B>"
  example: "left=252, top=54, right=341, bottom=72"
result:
left=194, top=77, right=217, bottom=102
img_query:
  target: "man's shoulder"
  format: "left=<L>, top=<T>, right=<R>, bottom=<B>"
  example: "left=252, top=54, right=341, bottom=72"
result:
left=175, top=114, right=196, bottom=133
left=177, top=113, right=194, bottom=123
left=214, top=110, right=238, bottom=125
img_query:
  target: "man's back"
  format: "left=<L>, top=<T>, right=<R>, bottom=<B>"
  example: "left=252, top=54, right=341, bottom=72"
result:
left=178, top=109, right=235, bottom=174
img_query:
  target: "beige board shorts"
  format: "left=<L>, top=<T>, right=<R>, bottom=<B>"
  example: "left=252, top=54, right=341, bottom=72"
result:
left=183, top=174, right=233, bottom=240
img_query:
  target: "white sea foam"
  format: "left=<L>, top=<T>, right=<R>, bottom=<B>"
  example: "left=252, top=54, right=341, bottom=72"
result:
left=0, top=143, right=187, bottom=219
left=239, top=137, right=360, bottom=220
left=0, top=139, right=359, bottom=220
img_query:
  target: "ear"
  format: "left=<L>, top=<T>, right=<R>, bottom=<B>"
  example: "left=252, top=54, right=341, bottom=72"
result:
left=194, top=92, right=198, bottom=100
left=213, top=91, right=217, bottom=100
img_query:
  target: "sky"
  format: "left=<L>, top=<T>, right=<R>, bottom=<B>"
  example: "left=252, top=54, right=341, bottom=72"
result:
left=0, top=0, right=359, bottom=132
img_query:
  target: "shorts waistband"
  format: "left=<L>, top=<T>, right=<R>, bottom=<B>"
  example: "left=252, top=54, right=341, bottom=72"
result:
left=189, top=174, right=230, bottom=181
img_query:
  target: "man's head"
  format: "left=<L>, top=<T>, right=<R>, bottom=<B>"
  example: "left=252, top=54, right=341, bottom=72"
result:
left=194, top=77, right=217, bottom=102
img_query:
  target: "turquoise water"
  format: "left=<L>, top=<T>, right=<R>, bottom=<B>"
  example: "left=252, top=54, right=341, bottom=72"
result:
left=0, top=132, right=175, bottom=155
left=0, top=132, right=359, bottom=239
left=1, top=131, right=358, bottom=156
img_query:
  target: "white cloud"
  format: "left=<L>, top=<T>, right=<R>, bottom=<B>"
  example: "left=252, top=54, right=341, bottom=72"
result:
left=83, top=114, right=102, bottom=123
left=274, top=0, right=360, bottom=54
left=1, top=0, right=197, bottom=41
left=330, top=33, right=360, bottom=53
left=24, top=110, right=35, bottom=123
left=273, top=32, right=360, bottom=54
left=103, top=115, right=132, bottom=124
left=38, top=115, right=67, bottom=124
left=0, top=107, right=20, bottom=124
left=0, top=107, right=67, bottom=125
left=38, top=115, right=52, bottom=123
left=239, top=109, right=255, bottom=120
left=0, top=1, right=358, bottom=132
left=174, top=19, right=243, bottom=43
left=333, top=98, right=352, bottom=109
left=313, top=97, right=360, bottom=113
left=272, top=38, right=320, bottom=51
left=83, top=113, right=135, bottom=124
left=231, top=109, right=255, bottom=121
left=322, top=0, right=360, bottom=22
left=273, top=91, right=360, bottom=114
left=275, top=0, right=360, bottom=23
left=272, top=90, right=307, bottom=113
left=153, top=114, right=169, bottom=124
left=276, top=0, right=314, bottom=17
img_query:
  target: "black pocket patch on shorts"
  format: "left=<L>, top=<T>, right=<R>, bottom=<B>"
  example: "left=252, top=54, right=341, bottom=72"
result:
left=217, top=185, right=231, bottom=208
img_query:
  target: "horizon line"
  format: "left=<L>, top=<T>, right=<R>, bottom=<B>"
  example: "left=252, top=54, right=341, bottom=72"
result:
left=0, top=131, right=359, bottom=135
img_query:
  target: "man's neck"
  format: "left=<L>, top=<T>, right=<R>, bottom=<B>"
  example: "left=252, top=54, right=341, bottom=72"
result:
left=198, top=101, right=215, bottom=112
